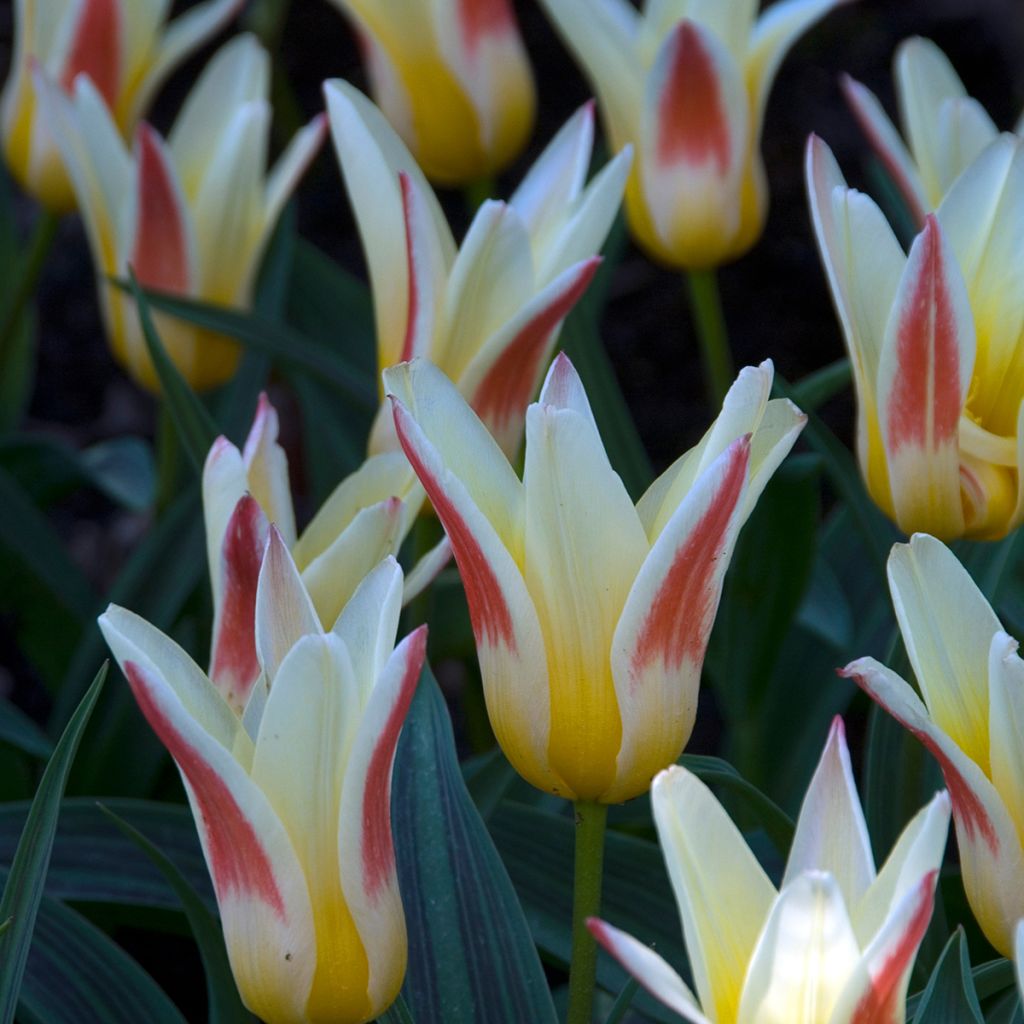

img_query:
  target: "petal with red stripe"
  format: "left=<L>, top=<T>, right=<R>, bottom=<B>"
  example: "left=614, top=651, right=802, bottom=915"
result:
left=397, top=171, right=447, bottom=364
left=877, top=215, right=973, bottom=538
left=242, top=392, right=296, bottom=549
left=59, top=0, right=121, bottom=107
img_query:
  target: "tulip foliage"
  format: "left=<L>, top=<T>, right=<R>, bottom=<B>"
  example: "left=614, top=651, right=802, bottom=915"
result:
left=3, top=4, right=1024, bottom=1024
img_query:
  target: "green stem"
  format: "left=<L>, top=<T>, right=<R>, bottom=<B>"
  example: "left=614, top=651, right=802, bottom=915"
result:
left=0, top=210, right=59, bottom=368
left=566, top=800, right=608, bottom=1024
left=685, top=268, right=733, bottom=409
left=464, top=176, right=498, bottom=214
left=154, top=403, right=182, bottom=513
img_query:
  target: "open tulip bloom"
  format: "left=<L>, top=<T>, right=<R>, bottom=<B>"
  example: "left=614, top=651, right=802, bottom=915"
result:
left=203, top=393, right=447, bottom=713
left=384, top=353, right=804, bottom=804
left=0, top=0, right=242, bottom=211
left=842, top=533, right=1024, bottom=957
left=842, top=36, right=1024, bottom=226
left=34, top=34, right=326, bottom=392
left=325, top=82, right=631, bottom=458
left=100, top=543, right=426, bottom=1024
left=323, top=0, right=535, bottom=185
left=539, top=0, right=846, bottom=269
left=807, top=132, right=1024, bottom=540
left=590, top=719, right=951, bottom=1023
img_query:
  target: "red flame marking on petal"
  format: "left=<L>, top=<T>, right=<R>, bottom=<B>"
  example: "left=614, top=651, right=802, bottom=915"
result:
left=458, top=0, right=515, bottom=55
left=886, top=216, right=962, bottom=452
left=630, top=436, right=749, bottom=685
left=361, top=627, right=426, bottom=900
left=656, top=22, right=731, bottom=173
left=125, top=661, right=286, bottom=917
left=392, top=401, right=516, bottom=649
left=61, top=0, right=121, bottom=107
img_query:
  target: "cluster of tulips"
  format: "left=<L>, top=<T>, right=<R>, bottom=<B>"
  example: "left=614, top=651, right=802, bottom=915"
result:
left=4, top=0, right=1024, bottom=1022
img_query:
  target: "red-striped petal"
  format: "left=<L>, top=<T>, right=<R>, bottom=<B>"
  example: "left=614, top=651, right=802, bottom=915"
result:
left=60, top=0, right=121, bottom=108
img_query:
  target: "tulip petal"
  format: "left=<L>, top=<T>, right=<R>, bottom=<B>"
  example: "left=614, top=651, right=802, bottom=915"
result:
left=937, top=135, right=1024, bottom=437
left=58, top=0, right=121, bottom=107
left=385, top=362, right=567, bottom=796
left=242, top=393, right=296, bottom=549
left=832, top=869, right=939, bottom=1024
left=461, top=257, right=600, bottom=457
left=397, top=171, right=448, bottom=365
left=131, top=0, right=245, bottom=124
left=332, top=556, right=404, bottom=699
left=887, top=534, right=999, bottom=766
left=402, top=536, right=452, bottom=607
left=652, top=765, right=776, bottom=1024
left=537, top=0, right=643, bottom=152
left=641, top=20, right=747, bottom=264
left=1016, top=921, right=1024, bottom=996
left=522, top=355, right=648, bottom=799
left=842, top=656, right=1024, bottom=955
left=737, top=872, right=861, bottom=1024
left=301, top=498, right=405, bottom=631
left=876, top=215, right=973, bottom=538
left=853, top=792, right=950, bottom=948
left=784, top=718, right=875, bottom=908
left=609, top=437, right=749, bottom=803
left=167, top=33, right=268, bottom=201
left=439, top=200, right=534, bottom=381
left=840, top=74, right=928, bottom=226
left=98, top=620, right=315, bottom=1023
left=805, top=135, right=905, bottom=507
left=324, top=80, right=455, bottom=371
left=509, top=101, right=594, bottom=247
left=588, top=918, right=710, bottom=1024
left=263, top=112, right=327, bottom=239
left=748, top=0, right=848, bottom=129
left=255, top=528, right=322, bottom=683
left=202, top=436, right=250, bottom=611
left=209, top=495, right=270, bottom=714
left=338, top=626, right=426, bottom=1015
left=895, top=36, right=971, bottom=205
left=988, top=632, right=1024, bottom=845
left=251, top=631, right=373, bottom=1022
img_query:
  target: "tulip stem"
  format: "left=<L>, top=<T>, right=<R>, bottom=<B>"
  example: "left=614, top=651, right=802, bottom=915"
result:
left=0, top=209, right=59, bottom=386
left=464, top=177, right=498, bottom=213
left=685, top=268, right=733, bottom=409
left=566, top=799, right=608, bottom=1024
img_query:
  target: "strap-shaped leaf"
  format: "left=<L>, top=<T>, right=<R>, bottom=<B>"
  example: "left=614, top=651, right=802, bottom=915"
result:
left=391, top=667, right=558, bottom=1024
left=910, top=928, right=984, bottom=1024
left=0, top=663, right=106, bottom=1023
left=0, top=699, right=52, bottom=760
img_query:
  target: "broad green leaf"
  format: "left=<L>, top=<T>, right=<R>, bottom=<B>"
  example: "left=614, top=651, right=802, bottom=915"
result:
left=789, top=359, right=851, bottom=412
left=99, top=806, right=253, bottom=1024
left=0, top=699, right=52, bottom=760
left=392, top=667, right=558, bottom=1024
left=462, top=747, right=517, bottom=822
left=0, top=663, right=106, bottom=1024
left=0, top=799, right=210, bottom=911
left=911, top=929, right=984, bottom=1024
left=489, top=800, right=683, bottom=1024
left=0, top=465, right=96, bottom=622
left=973, top=958, right=1015, bottom=1000
left=79, top=438, right=156, bottom=511
left=128, top=270, right=220, bottom=472
left=13, top=879, right=187, bottom=1024
left=376, top=995, right=416, bottom=1024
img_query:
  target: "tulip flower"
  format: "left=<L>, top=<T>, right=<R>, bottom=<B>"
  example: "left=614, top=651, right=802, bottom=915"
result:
left=842, top=37, right=1020, bottom=226
left=590, top=719, right=951, bottom=1023
left=1, top=0, right=242, bottom=211
left=34, top=34, right=326, bottom=392
left=203, top=393, right=446, bottom=712
left=842, top=533, right=1024, bottom=957
left=325, top=83, right=630, bottom=458
left=100, top=543, right=427, bottom=1024
left=384, top=353, right=804, bottom=804
left=807, top=132, right=1024, bottom=540
left=323, top=0, right=535, bottom=186
left=538, top=0, right=845, bottom=269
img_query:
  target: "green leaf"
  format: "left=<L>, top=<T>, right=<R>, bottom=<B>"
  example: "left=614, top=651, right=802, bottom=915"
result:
left=911, top=929, right=984, bottom=1024
left=13, top=880, right=187, bottom=1024
left=98, top=805, right=254, bottom=1024
left=392, top=667, right=558, bottom=1024
left=462, top=747, right=517, bottom=822
left=0, top=465, right=96, bottom=622
left=0, top=799, right=211, bottom=911
left=0, top=663, right=106, bottom=1024
left=128, top=269, right=220, bottom=471
left=604, top=978, right=639, bottom=1024
left=0, top=699, right=52, bottom=760
left=79, top=438, right=156, bottom=511
left=489, top=801, right=683, bottom=1024
left=375, top=994, right=416, bottom=1024
left=132, top=284, right=376, bottom=412
left=973, top=958, right=1015, bottom=1000
left=789, top=359, right=851, bottom=412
